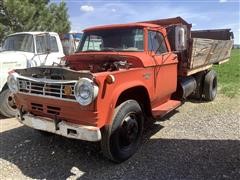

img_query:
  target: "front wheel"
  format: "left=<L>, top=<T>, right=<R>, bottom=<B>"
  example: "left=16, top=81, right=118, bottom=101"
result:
left=101, top=100, right=144, bottom=163
left=0, top=88, right=18, bottom=117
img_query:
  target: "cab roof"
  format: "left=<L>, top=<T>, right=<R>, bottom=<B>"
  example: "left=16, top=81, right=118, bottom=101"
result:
left=83, top=17, right=191, bottom=32
left=84, top=23, right=160, bottom=32
left=8, top=32, right=58, bottom=36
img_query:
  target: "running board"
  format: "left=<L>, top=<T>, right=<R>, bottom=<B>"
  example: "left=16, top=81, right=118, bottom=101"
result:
left=152, top=100, right=182, bottom=118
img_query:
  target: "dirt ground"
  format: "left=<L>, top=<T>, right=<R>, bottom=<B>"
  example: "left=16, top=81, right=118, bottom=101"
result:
left=0, top=94, right=239, bottom=180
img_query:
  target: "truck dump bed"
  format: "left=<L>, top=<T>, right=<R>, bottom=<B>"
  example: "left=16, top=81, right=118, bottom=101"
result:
left=187, top=29, right=233, bottom=75
left=141, top=17, right=234, bottom=76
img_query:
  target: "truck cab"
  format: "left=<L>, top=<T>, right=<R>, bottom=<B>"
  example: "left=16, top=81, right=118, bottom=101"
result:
left=8, top=17, right=233, bottom=162
left=0, top=32, right=64, bottom=117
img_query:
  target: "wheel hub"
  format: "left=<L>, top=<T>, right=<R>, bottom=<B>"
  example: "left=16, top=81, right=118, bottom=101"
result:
left=7, top=93, right=17, bottom=109
left=120, top=113, right=139, bottom=147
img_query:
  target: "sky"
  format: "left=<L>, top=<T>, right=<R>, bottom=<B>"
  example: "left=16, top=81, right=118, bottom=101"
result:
left=53, top=0, right=239, bottom=44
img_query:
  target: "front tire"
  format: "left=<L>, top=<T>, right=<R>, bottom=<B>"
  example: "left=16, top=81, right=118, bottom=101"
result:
left=0, top=88, right=18, bottom=117
left=101, top=100, right=144, bottom=163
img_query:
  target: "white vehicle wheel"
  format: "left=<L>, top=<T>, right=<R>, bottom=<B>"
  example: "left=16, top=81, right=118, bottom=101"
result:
left=0, top=88, right=18, bottom=118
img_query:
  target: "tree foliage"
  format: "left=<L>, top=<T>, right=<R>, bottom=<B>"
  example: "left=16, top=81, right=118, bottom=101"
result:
left=0, top=0, right=70, bottom=40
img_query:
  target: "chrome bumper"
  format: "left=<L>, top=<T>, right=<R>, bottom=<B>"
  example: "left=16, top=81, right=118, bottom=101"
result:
left=17, top=113, right=101, bottom=142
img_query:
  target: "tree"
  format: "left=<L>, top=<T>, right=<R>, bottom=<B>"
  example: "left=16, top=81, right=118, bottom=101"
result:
left=0, top=0, right=70, bottom=40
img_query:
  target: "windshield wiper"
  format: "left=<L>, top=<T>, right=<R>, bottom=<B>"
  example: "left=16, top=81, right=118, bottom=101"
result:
left=101, top=47, right=117, bottom=52
left=82, top=50, right=100, bottom=52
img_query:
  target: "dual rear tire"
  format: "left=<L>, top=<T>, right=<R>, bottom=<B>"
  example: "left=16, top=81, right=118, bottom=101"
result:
left=203, top=70, right=218, bottom=101
left=191, top=69, right=218, bottom=101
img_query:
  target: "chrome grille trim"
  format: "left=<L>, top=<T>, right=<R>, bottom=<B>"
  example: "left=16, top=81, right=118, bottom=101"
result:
left=14, top=72, right=77, bottom=84
left=14, top=73, right=77, bottom=102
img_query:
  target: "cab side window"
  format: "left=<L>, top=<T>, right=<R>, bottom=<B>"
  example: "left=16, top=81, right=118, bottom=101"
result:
left=36, top=35, right=59, bottom=53
left=49, top=36, right=59, bottom=52
left=148, top=31, right=168, bottom=54
left=36, top=35, right=47, bottom=54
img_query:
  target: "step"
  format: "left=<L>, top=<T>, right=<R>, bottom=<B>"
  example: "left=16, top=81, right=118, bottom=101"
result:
left=152, top=100, right=182, bottom=117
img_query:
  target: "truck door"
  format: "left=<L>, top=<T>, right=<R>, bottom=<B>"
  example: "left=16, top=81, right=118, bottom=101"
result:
left=35, top=34, right=64, bottom=66
left=148, top=30, right=178, bottom=106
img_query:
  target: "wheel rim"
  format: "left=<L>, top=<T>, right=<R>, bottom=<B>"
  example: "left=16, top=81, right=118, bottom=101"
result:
left=7, top=93, right=17, bottom=109
left=119, top=112, right=139, bottom=149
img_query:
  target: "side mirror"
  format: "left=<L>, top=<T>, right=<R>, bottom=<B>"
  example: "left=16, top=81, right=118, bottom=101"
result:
left=175, top=26, right=187, bottom=51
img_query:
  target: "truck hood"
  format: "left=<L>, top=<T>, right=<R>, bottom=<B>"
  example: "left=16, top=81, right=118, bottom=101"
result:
left=0, top=51, right=34, bottom=62
left=65, top=52, right=155, bottom=70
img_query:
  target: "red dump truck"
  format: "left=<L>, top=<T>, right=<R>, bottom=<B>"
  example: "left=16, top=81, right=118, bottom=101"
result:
left=8, top=17, right=233, bottom=162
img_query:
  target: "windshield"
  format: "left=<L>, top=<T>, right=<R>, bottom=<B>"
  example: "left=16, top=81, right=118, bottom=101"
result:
left=2, top=34, right=34, bottom=53
left=78, top=28, right=144, bottom=52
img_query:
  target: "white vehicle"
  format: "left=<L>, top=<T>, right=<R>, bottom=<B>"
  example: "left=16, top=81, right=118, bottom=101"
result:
left=0, top=32, right=65, bottom=117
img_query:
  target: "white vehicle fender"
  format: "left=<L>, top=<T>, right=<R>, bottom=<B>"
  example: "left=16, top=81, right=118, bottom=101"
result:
left=0, top=52, right=28, bottom=92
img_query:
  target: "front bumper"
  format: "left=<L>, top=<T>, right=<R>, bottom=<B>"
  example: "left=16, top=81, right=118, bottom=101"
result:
left=17, top=113, right=101, bottom=142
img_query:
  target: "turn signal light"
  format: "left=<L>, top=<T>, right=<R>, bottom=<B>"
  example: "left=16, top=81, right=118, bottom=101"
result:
left=106, top=75, right=115, bottom=84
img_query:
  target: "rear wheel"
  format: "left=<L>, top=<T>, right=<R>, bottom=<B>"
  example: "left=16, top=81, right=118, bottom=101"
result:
left=203, top=70, right=217, bottom=101
left=101, top=100, right=144, bottom=163
left=0, top=88, right=18, bottom=117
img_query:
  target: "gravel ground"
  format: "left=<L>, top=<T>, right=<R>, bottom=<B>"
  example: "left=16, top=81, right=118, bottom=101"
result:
left=0, top=94, right=239, bottom=180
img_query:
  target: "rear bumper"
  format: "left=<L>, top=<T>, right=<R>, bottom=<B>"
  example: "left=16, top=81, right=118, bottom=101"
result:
left=17, top=113, right=101, bottom=142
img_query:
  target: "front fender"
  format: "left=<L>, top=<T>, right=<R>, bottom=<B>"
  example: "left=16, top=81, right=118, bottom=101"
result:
left=95, top=68, right=154, bottom=128
left=0, top=52, right=28, bottom=93
left=99, top=80, right=152, bottom=127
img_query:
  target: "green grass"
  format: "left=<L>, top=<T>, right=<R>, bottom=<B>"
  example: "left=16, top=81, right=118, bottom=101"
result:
left=214, top=49, right=240, bottom=97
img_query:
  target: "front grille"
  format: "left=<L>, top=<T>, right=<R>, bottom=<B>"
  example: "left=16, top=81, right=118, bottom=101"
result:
left=31, top=103, right=43, bottom=111
left=18, top=78, right=76, bottom=101
left=47, top=106, right=61, bottom=115
left=31, top=103, right=61, bottom=115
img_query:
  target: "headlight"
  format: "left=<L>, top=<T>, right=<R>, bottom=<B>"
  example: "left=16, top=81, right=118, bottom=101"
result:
left=74, top=78, right=98, bottom=106
left=7, top=74, right=19, bottom=93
